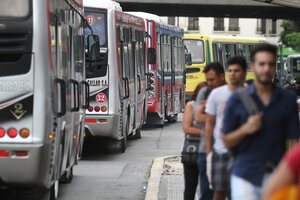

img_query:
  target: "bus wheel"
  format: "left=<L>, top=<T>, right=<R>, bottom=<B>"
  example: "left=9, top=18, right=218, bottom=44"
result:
left=41, top=180, right=59, bottom=200
left=60, top=167, right=73, bottom=184
left=168, top=114, right=178, bottom=123
left=134, top=127, right=141, bottom=139
left=120, top=119, right=129, bottom=153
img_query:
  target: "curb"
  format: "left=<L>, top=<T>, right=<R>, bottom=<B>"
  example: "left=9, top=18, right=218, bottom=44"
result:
left=145, top=156, right=177, bottom=200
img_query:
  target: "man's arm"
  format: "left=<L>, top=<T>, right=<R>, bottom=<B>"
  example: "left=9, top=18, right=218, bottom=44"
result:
left=222, top=113, right=263, bottom=148
left=205, top=114, right=215, bottom=155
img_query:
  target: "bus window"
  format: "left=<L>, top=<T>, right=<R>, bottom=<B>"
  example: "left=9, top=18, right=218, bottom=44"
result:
left=156, top=33, right=161, bottom=71
left=227, top=44, right=236, bottom=58
left=243, top=45, right=250, bottom=64
left=123, top=44, right=130, bottom=78
left=0, top=0, right=30, bottom=18
left=292, top=57, right=300, bottom=73
left=85, top=12, right=107, bottom=47
left=184, top=39, right=205, bottom=64
left=212, top=43, right=218, bottom=62
left=222, top=44, right=228, bottom=69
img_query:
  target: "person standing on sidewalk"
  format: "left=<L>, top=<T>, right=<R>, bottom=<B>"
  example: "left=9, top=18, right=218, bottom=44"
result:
left=182, top=81, right=207, bottom=200
left=195, top=62, right=227, bottom=200
left=204, top=56, right=247, bottom=200
left=222, top=43, right=300, bottom=200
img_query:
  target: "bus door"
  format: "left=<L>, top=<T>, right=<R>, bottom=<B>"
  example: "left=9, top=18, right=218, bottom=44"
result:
left=170, top=36, right=175, bottom=113
left=131, top=28, right=138, bottom=131
left=122, top=27, right=134, bottom=134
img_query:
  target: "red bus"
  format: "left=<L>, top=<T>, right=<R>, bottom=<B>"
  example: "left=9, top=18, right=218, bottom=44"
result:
left=132, top=13, right=185, bottom=125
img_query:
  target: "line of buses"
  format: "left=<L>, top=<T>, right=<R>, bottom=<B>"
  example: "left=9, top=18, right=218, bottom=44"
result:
left=0, top=0, right=267, bottom=199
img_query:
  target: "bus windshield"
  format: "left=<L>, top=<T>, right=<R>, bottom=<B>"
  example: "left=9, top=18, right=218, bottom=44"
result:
left=292, top=58, right=300, bottom=73
left=184, top=39, right=205, bottom=64
left=0, top=0, right=30, bottom=18
left=85, top=12, right=107, bottom=47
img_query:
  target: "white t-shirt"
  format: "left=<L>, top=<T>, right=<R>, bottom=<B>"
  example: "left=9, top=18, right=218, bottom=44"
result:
left=205, top=85, right=232, bottom=154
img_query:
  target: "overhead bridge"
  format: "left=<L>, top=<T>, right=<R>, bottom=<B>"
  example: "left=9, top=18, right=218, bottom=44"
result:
left=116, top=0, right=300, bottom=19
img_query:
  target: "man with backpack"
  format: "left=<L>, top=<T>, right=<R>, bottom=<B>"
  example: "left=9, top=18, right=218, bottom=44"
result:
left=222, top=44, right=300, bottom=200
left=204, top=56, right=247, bottom=200
left=195, top=62, right=227, bottom=200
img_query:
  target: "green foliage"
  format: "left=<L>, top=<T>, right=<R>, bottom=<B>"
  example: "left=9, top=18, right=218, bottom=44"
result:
left=280, top=20, right=295, bottom=46
left=280, top=20, right=300, bottom=52
left=286, top=32, right=300, bottom=52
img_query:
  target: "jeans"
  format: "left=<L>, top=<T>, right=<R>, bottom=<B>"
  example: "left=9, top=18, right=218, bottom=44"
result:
left=197, top=153, right=213, bottom=200
left=183, top=163, right=199, bottom=200
left=231, top=173, right=271, bottom=200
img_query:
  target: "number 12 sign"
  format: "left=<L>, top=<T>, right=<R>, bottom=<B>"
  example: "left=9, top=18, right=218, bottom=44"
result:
left=96, top=93, right=106, bottom=103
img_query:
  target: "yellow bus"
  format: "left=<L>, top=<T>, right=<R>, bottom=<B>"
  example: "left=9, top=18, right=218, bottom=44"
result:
left=184, top=34, right=267, bottom=101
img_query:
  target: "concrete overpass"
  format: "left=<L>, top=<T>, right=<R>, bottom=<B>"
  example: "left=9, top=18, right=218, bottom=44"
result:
left=116, top=0, right=300, bottom=19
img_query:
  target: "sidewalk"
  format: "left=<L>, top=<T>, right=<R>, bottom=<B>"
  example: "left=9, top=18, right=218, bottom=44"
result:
left=145, top=156, right=199, bottom=200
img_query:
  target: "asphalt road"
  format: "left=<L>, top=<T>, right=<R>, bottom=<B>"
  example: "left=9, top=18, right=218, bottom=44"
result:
left=58, top=115, right=184, bottom=200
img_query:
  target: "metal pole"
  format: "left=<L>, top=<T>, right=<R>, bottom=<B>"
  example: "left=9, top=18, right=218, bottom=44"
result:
left=280, top=44, right=284, bottom=87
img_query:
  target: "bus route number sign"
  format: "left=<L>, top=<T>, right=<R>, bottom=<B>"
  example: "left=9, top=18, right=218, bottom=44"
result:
left=96, top=93, right=106, bottom=104
left=86, top=15, right=95, bottom=26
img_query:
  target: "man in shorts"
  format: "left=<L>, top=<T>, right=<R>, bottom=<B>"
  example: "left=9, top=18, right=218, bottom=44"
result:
left=205, top=56, right=247, bottom=200
left=195, top=62, right=226, bottom=200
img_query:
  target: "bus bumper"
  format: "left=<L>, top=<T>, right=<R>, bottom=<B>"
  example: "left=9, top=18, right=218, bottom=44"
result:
left=0, top=143, right=51, bottom=188
left=147, top=99, right=158, bottom=113
left=85, top=114, right=121, bottom=140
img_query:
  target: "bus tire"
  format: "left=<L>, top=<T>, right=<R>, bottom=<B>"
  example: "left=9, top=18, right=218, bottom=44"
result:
left=120, top=117, right=129, bottom=153
left=168, top=114, right=178, bottom=123
left=41, top=180, right=58, bottom=200
left=59, top=167, right=73, bottom=184
left=134, top=127, right=141, bottom=139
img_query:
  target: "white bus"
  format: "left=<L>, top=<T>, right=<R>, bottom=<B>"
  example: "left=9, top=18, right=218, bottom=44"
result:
left=0, top=0, right=97, bottom=199
left=84, top=0, right=149, bottom=153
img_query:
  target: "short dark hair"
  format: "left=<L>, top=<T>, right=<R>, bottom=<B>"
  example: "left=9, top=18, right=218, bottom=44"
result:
left=250, top=43, right=278, bottom=62
left=203, top=62, right=225, bottom=75
left=227, top=56, right=247, bottom=71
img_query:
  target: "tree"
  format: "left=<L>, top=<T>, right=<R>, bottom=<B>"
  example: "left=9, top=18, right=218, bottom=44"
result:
left=286, top=32, right=300, bottom=52
left=280, top=20, right=300, bottom=52
left=280, top=20, right=295, bottom=46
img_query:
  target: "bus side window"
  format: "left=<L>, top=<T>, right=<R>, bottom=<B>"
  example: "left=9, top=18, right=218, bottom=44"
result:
left=243, top=45, right=251, bottom=65
left=228, top=44, right=236, bottom=58
left=222, top=44, right=228, bottom=70
left=212, top=43, right=218, bottom=62
left=156, top=32, right=161, bottom=71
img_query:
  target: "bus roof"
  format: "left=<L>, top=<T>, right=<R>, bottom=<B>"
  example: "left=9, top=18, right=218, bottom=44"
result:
left=126, top=12, right=162, bottom=23
left=83, top=0, right=122, bottom=11
left=184, top=34, right=266, bottom=44
left=118, top=12, right=145, bottom=29
left=288, top=54, right=300, bottom=58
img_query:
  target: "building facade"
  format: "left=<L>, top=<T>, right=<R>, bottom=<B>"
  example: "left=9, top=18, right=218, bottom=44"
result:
left=163, top=17, right=283, bottom=43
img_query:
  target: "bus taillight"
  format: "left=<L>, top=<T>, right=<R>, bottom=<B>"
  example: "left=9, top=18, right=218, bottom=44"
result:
left=20, top=129, right=30, bottom=138
left=94, top=106, right=100, bottom=112
left=8, top=129, right=17, bottom=138
left=88, top=106, right=93, bottom=112
left=0, top=128, right=5, bottom=138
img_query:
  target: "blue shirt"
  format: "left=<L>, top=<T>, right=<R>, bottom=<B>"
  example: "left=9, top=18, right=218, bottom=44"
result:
left=222, top=83, right=300, bottom=186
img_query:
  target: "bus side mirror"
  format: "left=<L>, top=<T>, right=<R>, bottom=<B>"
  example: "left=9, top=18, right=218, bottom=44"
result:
left=148, top=48, right=156, bottom=65
left=185, top=53, right=192, bottom=66
left=87, top=35, right=100, bottom=61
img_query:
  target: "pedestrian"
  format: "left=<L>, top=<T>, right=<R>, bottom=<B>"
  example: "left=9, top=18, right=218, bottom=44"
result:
left=261, top=143, right=300, bottom=200
left=243, top=79, right=253, bottom=88
left=195, top=62, right=227, bottom=200
left=204, top=56, right=247, bottom=200
left=222, top=43, right=300, bottom=200
left=182, top=81, right=208, bottom=200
